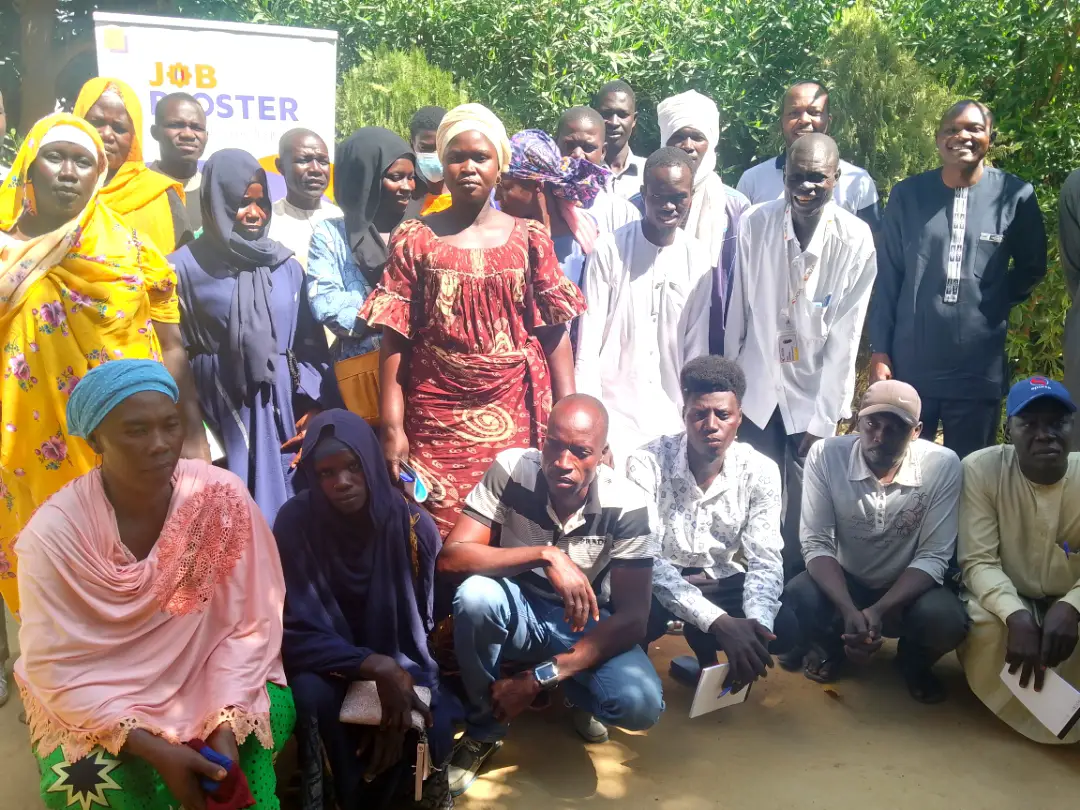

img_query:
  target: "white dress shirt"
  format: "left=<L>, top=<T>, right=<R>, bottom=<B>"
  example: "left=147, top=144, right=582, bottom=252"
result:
left=627, top=435, right=785, bottom=631
left=736, top=155, right=880, bottom=217
left=724, top=200, right=877, bottom=437
left=269, top=198, right=343, bottom=269
left=576, top=222, right=712, bottom=464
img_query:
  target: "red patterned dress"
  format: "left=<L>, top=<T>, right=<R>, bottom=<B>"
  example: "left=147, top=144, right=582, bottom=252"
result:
left=361, top=217, right=586, bottom=534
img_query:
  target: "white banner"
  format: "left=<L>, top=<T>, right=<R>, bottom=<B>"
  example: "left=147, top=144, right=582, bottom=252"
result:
left=92, top=12, right=338, bottom=164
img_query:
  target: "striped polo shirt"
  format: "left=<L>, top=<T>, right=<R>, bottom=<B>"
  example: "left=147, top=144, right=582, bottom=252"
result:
left=463, top=447, right=656, bottom=605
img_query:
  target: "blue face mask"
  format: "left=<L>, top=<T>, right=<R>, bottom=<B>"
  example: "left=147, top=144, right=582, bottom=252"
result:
left=415, top=152, right=443, bottom=184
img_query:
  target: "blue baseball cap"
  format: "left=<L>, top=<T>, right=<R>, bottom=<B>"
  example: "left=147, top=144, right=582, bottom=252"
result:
left=1005, top=376, right=1077, bottom=417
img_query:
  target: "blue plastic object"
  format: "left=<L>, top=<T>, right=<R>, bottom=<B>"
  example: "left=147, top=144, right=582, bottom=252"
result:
left=196, top=745, right=233, bottom=793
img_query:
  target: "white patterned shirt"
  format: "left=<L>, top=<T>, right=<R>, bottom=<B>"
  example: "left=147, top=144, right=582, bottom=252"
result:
left=626, top=435, right=784, bottom=631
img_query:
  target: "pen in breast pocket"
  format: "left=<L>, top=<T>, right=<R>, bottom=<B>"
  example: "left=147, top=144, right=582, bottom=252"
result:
left=1065, top=542, right=1072, bottom=559
left=815, top=294, right=832, bottom=308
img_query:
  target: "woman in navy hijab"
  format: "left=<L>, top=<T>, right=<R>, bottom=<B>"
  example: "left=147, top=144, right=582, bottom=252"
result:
left=273, top=409, right=456, bottom=809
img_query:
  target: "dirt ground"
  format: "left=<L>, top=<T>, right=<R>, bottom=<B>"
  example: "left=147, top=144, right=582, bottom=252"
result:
left=2, top=610, right=1078, bottom=810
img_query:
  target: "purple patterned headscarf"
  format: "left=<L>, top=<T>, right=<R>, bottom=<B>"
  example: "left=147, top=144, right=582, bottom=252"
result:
left=508, top=129, right=609, bottom=208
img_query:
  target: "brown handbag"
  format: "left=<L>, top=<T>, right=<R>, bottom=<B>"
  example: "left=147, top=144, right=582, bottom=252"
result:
left=334, top=348, right=381, bottom=426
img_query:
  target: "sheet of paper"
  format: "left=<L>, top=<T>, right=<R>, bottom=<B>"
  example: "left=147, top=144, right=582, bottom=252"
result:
left=205, top=423, right=226, bottom=462
left=689, top=663, right=751, bottom=718
left=999, top=663, right=1080, bottom=739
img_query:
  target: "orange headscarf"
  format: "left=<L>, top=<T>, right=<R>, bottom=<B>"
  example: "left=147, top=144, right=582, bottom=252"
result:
left=73, top=77, right=184, bottom=253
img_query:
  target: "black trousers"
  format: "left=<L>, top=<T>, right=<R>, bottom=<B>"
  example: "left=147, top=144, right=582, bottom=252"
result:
left=291, top=671, right=420, bottom=810
left=783, top=570, right=969, bottom=665
left=737, top=407, right=807, bottom=579
left=918, top=396, right=1001, bottom=460
left=644, top=572, right=800, bottom=665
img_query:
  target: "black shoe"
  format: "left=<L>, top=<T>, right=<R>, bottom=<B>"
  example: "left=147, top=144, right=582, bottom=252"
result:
left=447, top=737, right=502, bottom=796
left=895, top=642, right=947, bottom=704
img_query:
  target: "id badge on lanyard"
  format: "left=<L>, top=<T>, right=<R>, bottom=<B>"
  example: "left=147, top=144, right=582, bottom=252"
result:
left=780, top=272, right=816, bottom=365
left=778, top=329, right=799, bottom=363
left=780, top=214, right=816, bottom=364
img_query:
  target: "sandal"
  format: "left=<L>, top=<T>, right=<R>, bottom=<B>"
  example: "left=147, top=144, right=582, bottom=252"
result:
left=803, top=643, right=844, bottom=684
left=778, top=645, right=807, bottom=672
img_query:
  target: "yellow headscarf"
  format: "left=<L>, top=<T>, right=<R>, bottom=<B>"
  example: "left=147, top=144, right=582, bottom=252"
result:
left=0, top=114, right=110, bottom=330
left=0, top=112, right=179, bottom=332
left=73, top=78, right=184, bottom=252
left=0, top=113, right=180, bottom=616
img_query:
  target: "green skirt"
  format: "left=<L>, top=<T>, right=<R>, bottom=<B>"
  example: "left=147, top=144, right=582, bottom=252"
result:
left=35, top=682, right=295, bottom=810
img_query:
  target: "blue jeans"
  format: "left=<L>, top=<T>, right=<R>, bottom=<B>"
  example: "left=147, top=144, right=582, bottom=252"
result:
left=453, top=575, right=665, bottom=743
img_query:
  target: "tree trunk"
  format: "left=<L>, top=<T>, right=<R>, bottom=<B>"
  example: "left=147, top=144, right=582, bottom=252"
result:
left=16, top=0, right=59, bottom=131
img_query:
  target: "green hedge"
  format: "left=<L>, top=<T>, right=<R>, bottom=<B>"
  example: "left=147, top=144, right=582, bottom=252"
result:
left=336, top=47, right=470, bottom=140
left=204, top=0, right=1075, bottom=380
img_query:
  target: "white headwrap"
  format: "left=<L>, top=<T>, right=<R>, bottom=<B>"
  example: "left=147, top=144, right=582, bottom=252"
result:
left=657, top=90, right=720, bottom=190
left=38, top=124, right=102, bottom=162
left=436, top=103, right=512, bottom=173
left=656, top=90, right=732, bottom=270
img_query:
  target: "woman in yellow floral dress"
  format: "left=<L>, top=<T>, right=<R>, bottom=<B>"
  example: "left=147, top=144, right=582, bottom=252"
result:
left=0, top=113, right=207, bottom=618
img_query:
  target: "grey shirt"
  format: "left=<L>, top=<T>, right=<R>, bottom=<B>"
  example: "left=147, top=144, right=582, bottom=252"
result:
left=608, top=150, right=647, bottom=200
left=150, top=161, right=203, bottom=233
left=868, top=167, right=1046, bottom=400
left=801, top=435, right=962, bottom=589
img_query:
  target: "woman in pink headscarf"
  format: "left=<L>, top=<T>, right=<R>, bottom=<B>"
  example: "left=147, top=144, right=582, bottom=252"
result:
left=15, top=359, right=293, bottom=810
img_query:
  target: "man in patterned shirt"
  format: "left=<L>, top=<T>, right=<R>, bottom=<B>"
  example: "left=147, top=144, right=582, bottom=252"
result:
left=628, top=356, right=797, bottom=690
left=439, top=395, right=662, bottom=796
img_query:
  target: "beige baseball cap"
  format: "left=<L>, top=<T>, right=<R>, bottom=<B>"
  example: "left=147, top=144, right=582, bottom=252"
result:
left=858, top=380, right=921, bottom=426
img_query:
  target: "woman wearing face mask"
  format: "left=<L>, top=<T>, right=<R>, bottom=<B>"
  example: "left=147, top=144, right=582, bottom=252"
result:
left=361, top=104, right=586, bottom=536
left=407, top=106, right=453, bottom=218
left=0, top=113, right=206, bottom=639
left=170, top=148, right=337, bottom=523
left=496, top=128, right=609, bottom=286
left=653, top=90, right=751, bottom=353
left=74, top=77, right=192, bottom=254
left=306, top=128, right=416, bottom=423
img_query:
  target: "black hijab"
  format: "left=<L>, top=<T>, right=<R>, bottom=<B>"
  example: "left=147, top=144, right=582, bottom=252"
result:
left=198, top=148, right=294, bottom=399
left=334, top=128, right=415, bottom=285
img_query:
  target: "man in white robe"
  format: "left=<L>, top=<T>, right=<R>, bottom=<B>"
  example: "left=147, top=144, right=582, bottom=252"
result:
left=575, top=147, right=711, bottom=464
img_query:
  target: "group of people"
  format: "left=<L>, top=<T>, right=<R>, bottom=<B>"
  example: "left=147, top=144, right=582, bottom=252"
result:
left=0, top=68, right=1076, bottom=810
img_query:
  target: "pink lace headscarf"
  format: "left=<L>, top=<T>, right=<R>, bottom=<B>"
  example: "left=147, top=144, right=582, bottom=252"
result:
left=14, top=459, right=286, bottom=762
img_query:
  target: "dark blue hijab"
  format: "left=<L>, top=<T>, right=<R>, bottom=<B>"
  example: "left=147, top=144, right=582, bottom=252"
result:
left=273, top=409, right=441, bottom=686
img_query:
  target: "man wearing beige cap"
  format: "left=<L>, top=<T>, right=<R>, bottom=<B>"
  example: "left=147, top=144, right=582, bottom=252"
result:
left=783, top=380, right=968, bottom=703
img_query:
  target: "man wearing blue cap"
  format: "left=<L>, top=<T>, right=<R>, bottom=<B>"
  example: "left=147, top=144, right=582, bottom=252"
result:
left=959, top=376, right=1080, bottom=743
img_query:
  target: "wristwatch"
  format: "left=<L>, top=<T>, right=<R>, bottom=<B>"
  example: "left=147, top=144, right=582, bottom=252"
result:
left=533, top=659, right=560, bottom=691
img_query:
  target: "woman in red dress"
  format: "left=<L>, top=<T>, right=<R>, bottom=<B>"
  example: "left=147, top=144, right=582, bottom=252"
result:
left=361, top=104, right=586, bottom=535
